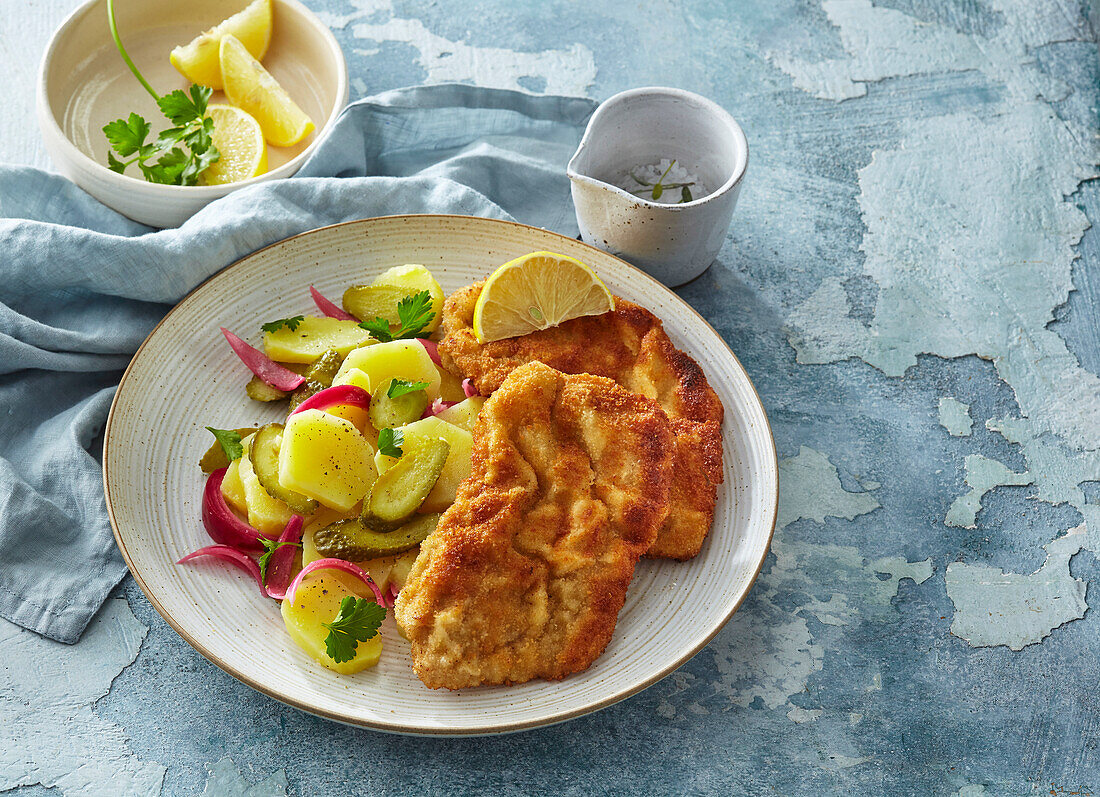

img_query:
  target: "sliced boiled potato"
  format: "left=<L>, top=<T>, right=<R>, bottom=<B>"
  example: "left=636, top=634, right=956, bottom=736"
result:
left=389, top=547, right=421, bottom=589
left=279, top=409, right=377, bottom=512
left=281, top=570, right=383, bottom=674
left=395, top=416, right=473, bottom=513
left=438, top=368, right=468, bottom=404
left=333, top=339, right=441, bottom=400
left=263, top=316, right=371, bottom=364
left=435, top=396, right=485, bottom=433
left=237, top=435, right=294, bottom=534
left=220, top=456, right=248, bottom=515
left=318, top=366, right=373, bottom=431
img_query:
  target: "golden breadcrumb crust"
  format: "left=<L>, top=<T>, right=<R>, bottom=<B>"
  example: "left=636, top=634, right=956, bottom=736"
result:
left=394, top=362, right=674, bottom=689
left=438, top=282, right=724, bottom=560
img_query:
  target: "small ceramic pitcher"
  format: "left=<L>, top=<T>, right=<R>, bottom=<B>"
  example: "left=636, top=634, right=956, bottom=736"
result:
left=567, top=87, right=748, bottom=286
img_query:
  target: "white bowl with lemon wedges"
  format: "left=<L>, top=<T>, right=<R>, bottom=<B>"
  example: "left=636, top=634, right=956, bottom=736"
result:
left=37, top=0, right=348, bottom=228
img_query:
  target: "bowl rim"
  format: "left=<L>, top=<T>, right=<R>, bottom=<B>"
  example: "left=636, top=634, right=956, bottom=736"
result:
left=36, top=0, right=349, bottom=195
left=566, top=85, right=749, bottom=212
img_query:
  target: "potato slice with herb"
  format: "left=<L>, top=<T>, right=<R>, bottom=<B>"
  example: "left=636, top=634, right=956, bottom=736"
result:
left=263, top=316, right=370, bottom=363
left=334, top=339, right=441, bottom=400
left=374, top=416, right=472, bottom=513
left=343, top=265, right=444, bottom=336
left=281, top=570, right=383, bottom=674
left=278, top=409, right=376, bottom=512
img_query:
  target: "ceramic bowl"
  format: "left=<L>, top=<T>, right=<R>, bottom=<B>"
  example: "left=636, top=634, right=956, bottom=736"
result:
left=567, top=87, right=748, bottom=286
left=37, top=0, right=348, bottom=228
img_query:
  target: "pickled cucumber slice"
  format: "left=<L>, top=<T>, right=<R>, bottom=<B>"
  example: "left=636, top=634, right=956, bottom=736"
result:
left=343, top=284, right=410, bottom=329
left=305, top=348, right=343, bottom=388
left=368, top=378, right=429, bottom=430
left=248, top=423, right=318, bottom=515
left=288, top=379, right=323, bottom=411
left=245, top=376, right=288, bottom=402
left=342, top=265, right=445, bottom=336
left=199, top=426, right=258, bottom=473
left=314, top=513, right=440, bottom=560
left=361, top=436, right=450, bottom=529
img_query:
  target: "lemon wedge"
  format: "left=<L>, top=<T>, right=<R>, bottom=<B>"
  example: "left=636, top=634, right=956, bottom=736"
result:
left=169, top=0, right=272, bottom=90
left=220, top=34, right=315, bottom=147
left=472, top=252, right=615, bottom=343
left=200, top=104, right=267, bottom=185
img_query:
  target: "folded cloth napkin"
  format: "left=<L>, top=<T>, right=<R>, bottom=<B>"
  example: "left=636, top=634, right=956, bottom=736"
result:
left=0, top=84, right=596, bottom=643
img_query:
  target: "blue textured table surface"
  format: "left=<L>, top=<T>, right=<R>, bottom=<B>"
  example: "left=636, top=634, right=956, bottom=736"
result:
left=3, top=0, right=1100, bottom=794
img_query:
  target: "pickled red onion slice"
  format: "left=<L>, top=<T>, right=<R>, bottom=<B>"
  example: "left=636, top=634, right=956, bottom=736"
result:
left=284, top=558, right=385, bottom=607
left=177, top=545, right=265, bottom=596
left=263, top=515, right=305, bottom=600
left=220, top=327, right=305, bottom=391
left=288, top=384, right=371, bottom=416
left=310, top=286, right=356, bottom=321
left=202, top=468, right=272, bottom=551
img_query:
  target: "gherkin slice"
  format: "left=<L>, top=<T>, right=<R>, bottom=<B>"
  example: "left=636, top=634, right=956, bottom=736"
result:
left=248, top=423, right=318, bottom=515
left=314, top=514, right=440, bottom=560
left=198, top=427, right=257, bottom=473
left=245, top=377, right=288, bottom=403
left=361, top=436, right=449, bottom=530
left=368, top=378, right=429, bottom=430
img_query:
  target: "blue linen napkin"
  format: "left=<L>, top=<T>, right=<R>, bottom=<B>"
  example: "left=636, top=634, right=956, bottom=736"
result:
left=0, top=84, right=596, bottom=643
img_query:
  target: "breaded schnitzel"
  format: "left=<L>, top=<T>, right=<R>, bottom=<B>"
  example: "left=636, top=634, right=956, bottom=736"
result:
left=393, top=361, right=674, bottom=689
left=438, top=282, right=724, bottom=560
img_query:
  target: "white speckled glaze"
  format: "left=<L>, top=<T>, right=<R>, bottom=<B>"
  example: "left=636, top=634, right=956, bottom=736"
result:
left=103, top=215, right=777, bottom=735
left=567, top=87, right=748, bottom=287
left=36, top=0, right=348, bottom=228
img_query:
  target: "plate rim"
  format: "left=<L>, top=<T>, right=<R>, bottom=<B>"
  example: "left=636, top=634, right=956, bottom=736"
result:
left=102, top=213, right=778, bottom=735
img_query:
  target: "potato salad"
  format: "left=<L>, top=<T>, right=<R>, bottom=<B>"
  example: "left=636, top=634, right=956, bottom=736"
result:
left=183, top=265, right=483, bottom=673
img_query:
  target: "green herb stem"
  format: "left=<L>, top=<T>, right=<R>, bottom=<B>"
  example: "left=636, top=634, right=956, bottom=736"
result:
left=107, top=0, right=160, bottom=102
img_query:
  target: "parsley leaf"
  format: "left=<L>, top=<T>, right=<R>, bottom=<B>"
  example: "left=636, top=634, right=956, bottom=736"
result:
left=358, top=291, right=435, bottom=342
left=395, top=291, right=435, bottom=338
left=103, top=113, right=150, bottom=157
left=387, top=379, right=429, bottom=398
left=261, top=316, right=305, bottom=334
left=205, top=427, right=243, bottom=462
left=358, top=317, right=394, bottom=342
left=157, top=88, right=204, bottom=126
left=377, top=427, right=404, bottom=458
left=101, top=0, right=219, bottom=186
left=257, top=537, right=301, bottom=583
left=323, top=597, right=386, bottom=663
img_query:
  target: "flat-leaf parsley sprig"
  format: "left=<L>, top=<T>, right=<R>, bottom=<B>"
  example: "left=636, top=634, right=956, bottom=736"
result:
left=261, top=316, right=305, bottom=334
left=102, top=0, right=219, bottom=185
left=323, top=596, right=386, bottom=663
left=359, top=291, right=435, bottom=342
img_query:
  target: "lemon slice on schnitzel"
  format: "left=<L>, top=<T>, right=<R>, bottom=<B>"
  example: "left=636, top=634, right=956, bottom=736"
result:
left=473, top=252, right=615, bottom=343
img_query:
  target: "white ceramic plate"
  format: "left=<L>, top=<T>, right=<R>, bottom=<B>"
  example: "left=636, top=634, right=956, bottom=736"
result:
left=103, top=215, right=777, bottom=735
